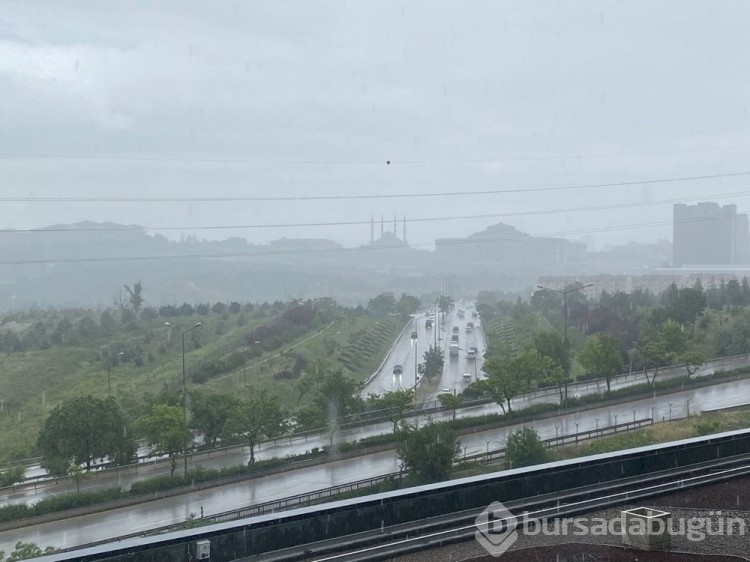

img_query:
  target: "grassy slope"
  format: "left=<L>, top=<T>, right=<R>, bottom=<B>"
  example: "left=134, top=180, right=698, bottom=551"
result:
left=0, top=310, right=404, bottom=463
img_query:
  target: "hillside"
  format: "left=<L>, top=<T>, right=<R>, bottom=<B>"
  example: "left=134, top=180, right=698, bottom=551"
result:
left=0, top=297, right=404, bottom=463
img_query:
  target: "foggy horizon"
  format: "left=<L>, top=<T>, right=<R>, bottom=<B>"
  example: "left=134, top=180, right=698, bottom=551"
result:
left=2, top=1, right=750, bottom=255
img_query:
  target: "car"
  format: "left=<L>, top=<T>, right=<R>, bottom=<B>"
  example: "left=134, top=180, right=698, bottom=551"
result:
left=462, top=373, right=472, bottom=381
left=392, top=364, right=403, bottom=375
left=467, top=349, right=476, bottom=360
left=410, top=330, right=418, bottom=340
left=472, top=311, right=478, bottom=318
left=440, top=388, right=451, bottom=394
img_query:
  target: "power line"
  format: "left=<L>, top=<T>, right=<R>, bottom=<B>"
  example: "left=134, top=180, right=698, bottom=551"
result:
left=1, top=143, right=749, bottom=165
left=0, top=213, right=729, bottom=266
left=2, top=171, right=750, bottom=203
left=5, top=189, right=750, bottom=234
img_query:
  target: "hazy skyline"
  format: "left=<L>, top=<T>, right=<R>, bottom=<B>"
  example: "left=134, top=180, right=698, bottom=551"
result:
left=2, top=1, right=750, bottom=253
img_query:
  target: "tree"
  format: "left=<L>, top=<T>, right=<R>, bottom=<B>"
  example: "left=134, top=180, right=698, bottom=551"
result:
left=437, top=295, right=454, bottom=316
left=37, top=396, right=135, bottom=476
left=396, top=421, right=460, bottom=484
left=727, top=279, right=743, bottom=310
left=0, top=541, right=59, bottom=561
left=577, top=333, right=625, bottom=394
left=225, top=390, right=286, bottom=464
left=675, top=286, right=706, bottom=331
left=137, top=404, right=190, bottom=477
left=190, top=392, right=241, bottom=449
left=680, top=351, right=705, bottom=378
left=67, top=464, right=90, bottom=494
left=367, top=293, right=397, bottom=316
left=483, top=349, right=548, bottom=413
left=123, top=281, right=144, bottom=316
left=419, top=345, right=444, bottom=381
left=370, top=390, right=414, bottom=432
left=395, top=293, right=421, bottom=316
left=438, top=392, right=463, bottom=420
left=315, top=369, right=363, bottom=424
left=532, top=330, right=569, bottom=376
left=635, top=319, right=687, bottom=386
left=531, top=330, right=569, bottom=404
left=505, top=427, right=548, bottom=469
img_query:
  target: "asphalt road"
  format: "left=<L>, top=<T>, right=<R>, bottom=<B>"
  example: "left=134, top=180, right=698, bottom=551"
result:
left=4, top=376, right=750, bottom=553
left=362, top=301, right=488, bottom=402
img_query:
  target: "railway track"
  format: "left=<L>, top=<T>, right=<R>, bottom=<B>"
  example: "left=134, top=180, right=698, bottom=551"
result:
left=242, top=454, right=750, bottom=562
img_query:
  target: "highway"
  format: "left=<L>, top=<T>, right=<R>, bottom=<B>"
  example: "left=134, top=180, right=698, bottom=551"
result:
left=362, top=300, right=487, bottom=400
left=4, top=346, right=748, bottom=510
left=3, top=376, right=750, bottom=552
left=361, top=313, right=431, bottom=397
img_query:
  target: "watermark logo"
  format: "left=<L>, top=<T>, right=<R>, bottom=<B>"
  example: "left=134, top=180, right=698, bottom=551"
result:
left=474, top=501, right=518, bottom=557
left=475, top=502, right=746, bottom=557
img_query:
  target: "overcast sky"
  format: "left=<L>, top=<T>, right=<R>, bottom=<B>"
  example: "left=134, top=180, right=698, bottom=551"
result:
left=1, top=0, right=749, bottom=252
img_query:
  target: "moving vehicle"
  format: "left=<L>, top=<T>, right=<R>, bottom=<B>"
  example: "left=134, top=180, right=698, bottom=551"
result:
left=392, top=364, right=403, bottom=375
left=440, top=387, right=452, bottom=394
left=449, top=343, right=459, bottom=356
left=425, top=318, right=433, bottom=329
left=462, top=373, right=472, bottom=382
left=451, top=334, right=459, bottom=343
left=472, top=311, right=478, bottom=318
left=452, top=326, right=460, bottom=334
left=466, top=321, right=474, bottom=333
left=467, top=349, right=476, bottom=360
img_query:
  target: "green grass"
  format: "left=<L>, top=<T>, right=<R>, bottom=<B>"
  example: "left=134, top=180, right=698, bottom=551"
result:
left=556, top=409, right=750, bottom=461
left=0, top=306, right=406, bottom=463
left=203, top=315, right=403, bottom=411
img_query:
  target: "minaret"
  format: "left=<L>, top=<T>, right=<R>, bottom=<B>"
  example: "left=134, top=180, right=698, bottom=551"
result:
left=370, top=214, right=374, bottom=243
left=380, top=216, right=384, bottom=237
left=393, top=214, right=397, bottom=235
left=403, top=216, right=407, bottom=244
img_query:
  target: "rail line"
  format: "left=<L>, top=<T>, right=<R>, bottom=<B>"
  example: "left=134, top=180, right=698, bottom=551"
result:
left=244, top=454, right=750, bottom=562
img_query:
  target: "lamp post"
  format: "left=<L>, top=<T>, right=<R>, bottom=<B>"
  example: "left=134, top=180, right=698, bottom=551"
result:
left=434, top=274, right=453, bottom=333
left=106, top=351, right=124, bottom=397
left=536, top=283, right=593, bottom=405
left=165, top=321, right=203, bottom=480
left=411, top=329, right=418, bottom=399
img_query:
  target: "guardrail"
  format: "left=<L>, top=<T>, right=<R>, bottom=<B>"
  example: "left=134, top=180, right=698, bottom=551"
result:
left=4, top=350, right=750, bottom=489
left=174, top=418, right=653, bottom=528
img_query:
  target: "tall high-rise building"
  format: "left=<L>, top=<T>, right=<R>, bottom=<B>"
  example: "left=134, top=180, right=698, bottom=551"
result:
left=673, top=202, right=749, bottom=266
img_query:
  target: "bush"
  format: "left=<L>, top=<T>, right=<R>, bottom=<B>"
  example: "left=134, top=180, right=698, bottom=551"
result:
left=0, top=466, right=24, bottom=487
left=505, top=427, right=548, bottom=469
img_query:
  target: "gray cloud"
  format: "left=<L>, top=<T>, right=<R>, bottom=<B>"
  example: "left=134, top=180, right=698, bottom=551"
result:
left=0, top=0, right=749, bottom=250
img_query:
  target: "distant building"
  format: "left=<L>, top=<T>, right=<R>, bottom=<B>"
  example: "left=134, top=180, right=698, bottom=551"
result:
left=435, top=222, right=586, bottom=270
left=540, top=268, right=750, bottom=297
left=673, top=202, right=749, bottom=266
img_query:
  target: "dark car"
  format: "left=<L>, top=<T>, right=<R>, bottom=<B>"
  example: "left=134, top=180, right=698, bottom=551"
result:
left=393, top=364, right=403, bottom=375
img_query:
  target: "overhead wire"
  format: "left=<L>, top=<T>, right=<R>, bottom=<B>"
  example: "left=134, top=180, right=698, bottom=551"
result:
left=2, top=171, right=750, bottom=202
left=0, top=213, right=733, bottom=266
left=4, top=188, right=750, bottom=234
left=1, top=143, right=749, bottom=165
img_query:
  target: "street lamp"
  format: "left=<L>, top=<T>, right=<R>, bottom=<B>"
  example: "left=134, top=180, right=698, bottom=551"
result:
left=536, top=283, right=594, bottom=405
left=434, top=274, right=454, bottom=332
left=106, top=351, right=124, bottom=397
left=411, top=330, right=418, bottom=399
left=165, top=321, right=203, bottom=480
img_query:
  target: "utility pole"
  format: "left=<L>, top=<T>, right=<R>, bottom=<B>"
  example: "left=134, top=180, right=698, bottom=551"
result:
left=536, top=283, right=593, bottom=405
